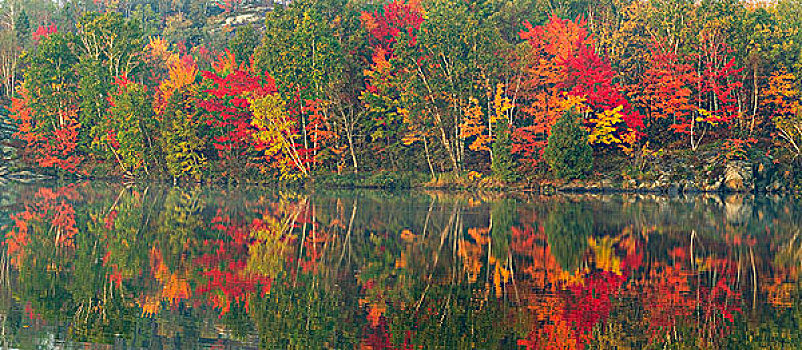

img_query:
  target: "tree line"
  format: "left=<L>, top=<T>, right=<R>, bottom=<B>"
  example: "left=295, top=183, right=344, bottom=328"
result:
left=4, top=0, right=802, bottom=183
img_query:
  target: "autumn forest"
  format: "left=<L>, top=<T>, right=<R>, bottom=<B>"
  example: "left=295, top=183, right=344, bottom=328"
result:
left=0, top=0, right=800, bottom=187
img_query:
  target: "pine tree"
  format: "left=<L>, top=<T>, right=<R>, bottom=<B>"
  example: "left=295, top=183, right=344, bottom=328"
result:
left=543, top=108, right=592, bottom=179
left=491, top=123, right=518, bottom=182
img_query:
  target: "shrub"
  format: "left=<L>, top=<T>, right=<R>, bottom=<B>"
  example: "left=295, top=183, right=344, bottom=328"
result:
left=543, top=109, right=593, bottom=179
left=491, top=124, right=519, bottom=182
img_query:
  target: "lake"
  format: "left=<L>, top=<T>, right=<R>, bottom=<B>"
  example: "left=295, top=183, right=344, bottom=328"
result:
left=0, top=182, right=800, bottom=349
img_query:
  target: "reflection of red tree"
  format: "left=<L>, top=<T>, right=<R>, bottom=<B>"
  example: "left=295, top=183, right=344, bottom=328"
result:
left=562, top=271, right=625, bottom=347
left=138, top=247, right=195, bottom=317
left=194, top=211, right=272, bottom=315
left=640, top=263, right=741, bottom=345
left=358, top=284, right=415, bottom=350
left=360, top=316, right=391, bottom=350
left=5, top=186, right=80, bottom=267
left=511, top=223, right=564, bottom=291
left=514, top=222, right=643, bottom=349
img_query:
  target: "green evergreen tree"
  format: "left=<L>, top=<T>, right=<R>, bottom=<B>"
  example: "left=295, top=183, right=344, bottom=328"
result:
left=14, top=9, right=30, bottom=45
left=491, top=123, right=518, bottom=182
left=543, top=108, right=592, bottom=180
left=229, top=24, right=259, bottom=65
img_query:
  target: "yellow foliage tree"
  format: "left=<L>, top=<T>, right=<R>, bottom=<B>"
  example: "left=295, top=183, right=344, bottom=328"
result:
left=587, top=106, right=624, bottom=145
left=158, top=55, right=198, bottom=114
left=250, top=94, right=309, bottom=180
left=460, top=97, right=489, bottom=152
left=763, top=68, right=802, bottom=158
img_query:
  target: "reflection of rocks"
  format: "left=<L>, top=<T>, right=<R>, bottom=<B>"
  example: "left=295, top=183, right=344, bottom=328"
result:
left=724, top=161, right=753, bottom=192
left=724, top=195, right=752, bottom=224
left=4, top=171, right=51, bottom=183
left=702, top=193, right=724, bottom=207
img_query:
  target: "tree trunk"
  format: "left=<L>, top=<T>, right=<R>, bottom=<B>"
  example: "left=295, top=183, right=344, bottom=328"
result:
left=423, top=135, right=435, bottom=180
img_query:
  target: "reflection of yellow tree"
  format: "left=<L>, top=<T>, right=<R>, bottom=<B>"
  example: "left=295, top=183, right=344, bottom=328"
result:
left=588, top=236, right=622, bottom=275
left=769, top=233, right=802, bottom=308
left=245, top=204, right=298, bottom=278
left=247, top=192, right=308, bottom=275
left=459, top=227, right=488, bottom=284
left=140, top=247, right=192, bottom=317
left=458, top=225, right=514, bottom=299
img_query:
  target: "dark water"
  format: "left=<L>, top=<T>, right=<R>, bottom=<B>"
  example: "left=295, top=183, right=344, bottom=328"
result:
left=0, top=183, right=801, bottom=349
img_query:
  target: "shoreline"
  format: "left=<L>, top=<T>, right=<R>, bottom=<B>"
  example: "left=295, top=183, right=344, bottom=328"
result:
left=2, top=171, right=799, bottom=195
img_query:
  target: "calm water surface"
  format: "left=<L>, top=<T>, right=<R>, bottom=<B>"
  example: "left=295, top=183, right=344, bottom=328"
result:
left=0, top=182, right=801, bottom=349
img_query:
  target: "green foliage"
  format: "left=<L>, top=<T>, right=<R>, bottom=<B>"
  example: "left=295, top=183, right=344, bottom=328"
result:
left=543, top=109, right=593, bottom=180
left=76, top=12, right=144, bottom=78
left=77, top=58, right=112, bottom=155
left=14, top=9, right=30, bottom=44
left=160, top=90, right=207, bottom=181
left=229, top=24, right=259, bottom=66
left=391, top=0, right=502, bottom=172
left=545, top=201, right=593, bottom=272
left=491, top=123, right=518, bottom=182
left=130, top=4, right=160, bottom=38
left=22, top=32, right=79, bottom=126
left=103, top=82, right=159, bottom=175
left=163, top=12, right=203, bottom=47
left=255, top=0, right=344, bottom=99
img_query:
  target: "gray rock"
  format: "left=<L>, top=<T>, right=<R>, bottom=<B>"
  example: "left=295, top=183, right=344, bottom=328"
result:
left=704, top=178, right=723, bottom=192
left=724, top=161, right=753, bottom=192
left=625, top=179, right=638, bottom=189
left=768, top=179, right=785, bottom=193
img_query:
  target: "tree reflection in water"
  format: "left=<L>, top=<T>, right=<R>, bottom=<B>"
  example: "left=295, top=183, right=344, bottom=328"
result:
left=0, top=184, right=801, bottom=349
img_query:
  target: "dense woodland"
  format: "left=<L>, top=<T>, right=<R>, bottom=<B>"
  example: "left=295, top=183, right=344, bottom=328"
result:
left=1, top=0, right=802, bottom=185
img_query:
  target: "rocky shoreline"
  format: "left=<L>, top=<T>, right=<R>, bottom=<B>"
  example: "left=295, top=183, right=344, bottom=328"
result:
left=532, top=157, right=798, bottom=195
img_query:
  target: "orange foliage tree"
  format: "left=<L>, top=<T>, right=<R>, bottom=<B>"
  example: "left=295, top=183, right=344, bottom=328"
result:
left=10, top=88, right=84, bottom=173
left=513, top=16, right=643, bottom=168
